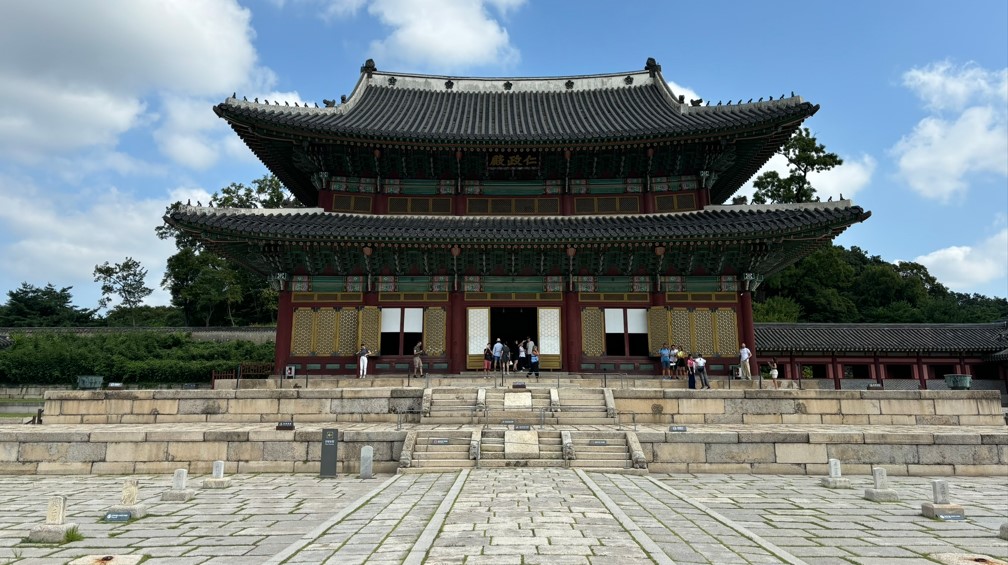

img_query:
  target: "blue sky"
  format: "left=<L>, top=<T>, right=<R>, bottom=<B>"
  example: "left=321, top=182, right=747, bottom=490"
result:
left=0, top=0, right=1005, bottom=313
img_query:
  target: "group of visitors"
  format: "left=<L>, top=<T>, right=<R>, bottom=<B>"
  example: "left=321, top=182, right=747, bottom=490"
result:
left=658, top=343, right=710, bottom=389
left=483, top=336, right=539, bottom=377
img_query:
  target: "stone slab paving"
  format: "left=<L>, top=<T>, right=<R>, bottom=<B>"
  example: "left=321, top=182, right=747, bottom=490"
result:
left=0, top=470, right=1005, bottom=564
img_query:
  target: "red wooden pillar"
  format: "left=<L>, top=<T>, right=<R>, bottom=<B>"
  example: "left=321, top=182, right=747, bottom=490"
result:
left=738, top=289, right=757, bottom=373
left=273, top=289, right=293, bottom=376
left=449, top=291, right=466, bottom=373
left=563, top=291, right=582, bottom=373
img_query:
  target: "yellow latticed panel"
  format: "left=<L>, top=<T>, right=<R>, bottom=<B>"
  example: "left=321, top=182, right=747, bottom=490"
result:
left=359, top=306, right=381, bottom=355
left=582, top=307, right=604, bottom=357
left=337, top=307, right=358, bottom=355
left=291, top=308, right=314, bottom=356
left=316, top=308, right=337, bottom=356
left=424, top=307, right=447, bottom=356
left=647, top=307, right=670, bottom=355
left=715, top=308, right=739, bottom=357
left=693, top=309, right=714, bottom=357
left=670, top=308, right=691, bottom=351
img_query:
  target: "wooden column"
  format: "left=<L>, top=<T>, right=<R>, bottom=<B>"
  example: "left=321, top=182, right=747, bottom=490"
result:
left=273, top=289, right=294, bottom=376
left=738, top=289, right=757, bottom=374
left=449, top=290, right=466, bottom=373
left=563, top=291, right=582, bottom=373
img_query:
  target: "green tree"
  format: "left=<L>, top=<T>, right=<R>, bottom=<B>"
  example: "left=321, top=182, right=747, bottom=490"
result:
left=158, top=174, right=297, bottom=326
left=753, top=296, right=801, bottom=322
left=93, top=257, right=154, bottom=326
left=751, top=128, right=843, bottom=204
left=0, top=283, right=96, bottom=327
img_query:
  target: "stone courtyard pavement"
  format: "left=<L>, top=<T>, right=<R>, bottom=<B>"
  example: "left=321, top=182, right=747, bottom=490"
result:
left=0, top=470, right=1005, bottom=565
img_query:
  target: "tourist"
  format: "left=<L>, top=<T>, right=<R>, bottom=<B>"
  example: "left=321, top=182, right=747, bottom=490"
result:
left=492, top=338, right=504, bottom=372
left=659, top=342, right=671, bottom=379
left=357, top=343, right=370, bottom=378
left=527, top=346, right=540, bottom=377
left=483, top=343, right=493, bottom=374
left=768, top=357, right=779, bottom=389
left=501, top=341, right=511, bottom=375
left=516, top=340, right=527, bottom=372
left=676, top=348, right=688, bottom=378
left=687, top=353, right=695, bottom=388
left=669, top=344, right=679, bottom=379
left=412, top=341, right=424, bottom=379
left=695, top=353, right=710, bottom=389
left=738, top=342, right=752, bottom=380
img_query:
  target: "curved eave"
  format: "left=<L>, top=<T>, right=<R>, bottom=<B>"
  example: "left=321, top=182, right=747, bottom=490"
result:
left=756, top=323, right=1008, bottom=355
left=166, top=202, right=869, bottom=249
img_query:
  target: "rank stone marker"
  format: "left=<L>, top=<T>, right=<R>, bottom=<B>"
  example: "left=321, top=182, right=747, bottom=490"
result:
left=864, top=466, right=899, bottom=502
left=820, top=458, right=852, bottom=488
left=202, top=460, right=232, bottom=489
left=921, top=479, right=966, bottom=520
left=105, top=477, right=146, bottom=520
left=360, top=445, right=374, bottom=479
left=161, top=468, right=195, bottom=502
left=1000, top=523, right=1008, bottom=540
left=28, top=495, right=78, bottom=543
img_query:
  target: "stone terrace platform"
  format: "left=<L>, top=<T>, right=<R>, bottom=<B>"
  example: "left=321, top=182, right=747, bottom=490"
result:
left=1, top=381, right=1005, bottom=477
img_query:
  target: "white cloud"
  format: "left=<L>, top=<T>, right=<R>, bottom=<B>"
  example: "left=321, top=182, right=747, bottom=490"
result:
left=892, top=61, right=1008, bottom=202
left=735, top=152, right=875, bottom=202
left=666, top=80, right=700, bottom=105
left=914, top=228, right=1008, bottom=293
left=0, top=0, right=262, bottom=167
left=364, top=0, right=522, bottom=71
left=0, top=175, right=183, bottom=308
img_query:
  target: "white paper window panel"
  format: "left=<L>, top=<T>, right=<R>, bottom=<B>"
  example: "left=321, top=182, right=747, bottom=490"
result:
left=604, top=308, right=624, bottom=333
left=380, top=308, right=400, bottom=332
left=626, top=309, right=647, bottom=333
left=468, top=308, right=489, bottom=355
left=403, top=308, right=423, bottom=332
left=538, top=308, right=561, bottom=354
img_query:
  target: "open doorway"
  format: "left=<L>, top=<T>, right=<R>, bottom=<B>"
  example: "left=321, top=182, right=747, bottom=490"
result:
left=490, top=307, right=537, bottom=355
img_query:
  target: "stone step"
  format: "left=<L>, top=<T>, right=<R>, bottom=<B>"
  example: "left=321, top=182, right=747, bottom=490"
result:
left=413, top=451, right=471, bottom=460
left=477, top=459, right=567, bottom=468
left=569, top=459, right=632, bottom=469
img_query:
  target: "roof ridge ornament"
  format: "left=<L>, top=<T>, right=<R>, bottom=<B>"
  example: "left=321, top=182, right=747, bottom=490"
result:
left=645, top=57, right=661, bottom=77
left=565, top=80, right=574, bottom=90
left=624, top=75, right=634, bottom=85
left=503, top=81, right=512, bottom=91
left=445, top=79, right=454, bottom=90
left=361, top=59, right=377, bottom=77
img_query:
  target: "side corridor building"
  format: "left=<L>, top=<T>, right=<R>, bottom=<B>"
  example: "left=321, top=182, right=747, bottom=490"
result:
left=166, top=59, right=870, bottom=377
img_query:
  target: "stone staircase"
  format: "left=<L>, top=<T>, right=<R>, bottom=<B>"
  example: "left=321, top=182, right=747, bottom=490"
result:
left=399, top=429, right=476, bottom=473
left=568, top=431, right=645, bottom=473
left=477, top=428, right=565, bottom=468
left=555, top=388, right=614, bottom=424
left=421, top=386, right=616, bottom=426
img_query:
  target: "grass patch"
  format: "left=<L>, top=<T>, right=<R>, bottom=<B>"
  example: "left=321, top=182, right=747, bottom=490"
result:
left=62, top=526, right=84, bottom=543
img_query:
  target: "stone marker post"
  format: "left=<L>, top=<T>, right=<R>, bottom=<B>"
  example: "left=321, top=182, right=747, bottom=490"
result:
left=106, top=478, right=147, bottom=519
left=864, top=467, right=899, bottom=502
left=1000, top=523, right=1008, bottom=540
left=820, top=458, right=851, bottom=489
left=29, top=495, right=78, bottom=543
left=360, top=445, right=374, bottom=479
left=202, top=460, right=232, bottom=489
left=920, top=479, right=965, bottom=519
left=161, top=468, right=195, bottom=502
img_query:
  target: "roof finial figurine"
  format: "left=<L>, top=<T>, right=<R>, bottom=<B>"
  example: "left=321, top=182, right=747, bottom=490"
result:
left=323, top=99, right=335, bottom=107
left=285, top=100, right=289, bottom=106
left=791, top=90, right=795, bottom=97
left=187, top=199, right=191, bottom=206
left=197, top=200, right=202, bottom=206
left=839, top=193, right=843, bottom=200
left=254, top=97, right=258, bottom=103
left=758, top=97, right=763, bottom=102
left=340, top=95, right=347, bottom=103
left=231, top=92, right=236, bottom=99
left=827, top=196, right=833, bottom=202
left=314, top=102, right=319, bottom=108
left=747, top=98, right=752, bottom=103
left=243, top=96, right=247, bottom=101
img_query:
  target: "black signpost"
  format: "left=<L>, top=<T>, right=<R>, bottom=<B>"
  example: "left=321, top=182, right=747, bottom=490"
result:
left=320, top=428, right=338, bottom=477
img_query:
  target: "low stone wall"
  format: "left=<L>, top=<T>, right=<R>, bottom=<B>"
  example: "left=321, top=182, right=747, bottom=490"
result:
left=612, top=389, right=1005, bottom=426
left=0, top=425, right=405, bottom=476
left=43, top=388, right=424, bottom=424
left=636, top=427, right=1008, bottom=476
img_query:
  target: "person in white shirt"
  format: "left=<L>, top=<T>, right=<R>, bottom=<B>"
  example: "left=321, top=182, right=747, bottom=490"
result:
left=694, top=353, right=710, bottom=389
left=738, top=343, right=752, bottom=380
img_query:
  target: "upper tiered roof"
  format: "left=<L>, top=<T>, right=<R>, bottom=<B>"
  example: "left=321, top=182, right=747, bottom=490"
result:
left=216, top=58, right=816, bottom=146
left=214, top=58, right=819, bottom=205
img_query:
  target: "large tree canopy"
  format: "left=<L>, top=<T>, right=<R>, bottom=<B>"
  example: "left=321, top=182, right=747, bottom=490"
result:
left=158, top=174, right=296, bottom=326
left=751, top=127, right=843, bottom=204
left=0, top=283, right=96, bottom=327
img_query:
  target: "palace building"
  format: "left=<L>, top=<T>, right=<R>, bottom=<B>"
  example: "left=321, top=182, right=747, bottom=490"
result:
left=166, top=58, right=870, bottom=377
